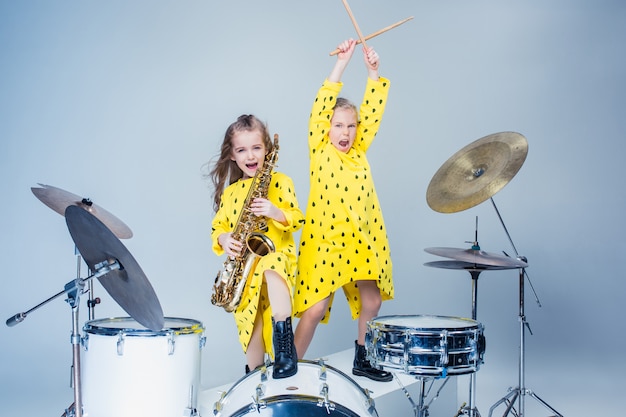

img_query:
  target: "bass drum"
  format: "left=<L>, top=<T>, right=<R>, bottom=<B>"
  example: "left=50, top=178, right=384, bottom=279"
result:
left=81, top=317, right=205, bottom=417
left=366, top=315, right=485, bottom=377
left=213, top=360, right=378, bottom=417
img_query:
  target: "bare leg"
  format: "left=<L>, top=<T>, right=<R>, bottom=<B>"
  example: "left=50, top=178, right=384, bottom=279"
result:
left=264, top=270, right=292, bottom=321
left=356, top=280, right=382, bottom=344
left=352, top=280, right=391, bottom=382
left=294, top=296, right=330, bottom=359
left=246, top=311, right=265, bottom=370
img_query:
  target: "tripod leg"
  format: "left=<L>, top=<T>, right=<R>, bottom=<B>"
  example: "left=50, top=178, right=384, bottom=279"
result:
left=488, top=388, right=519, bottom=417
left=528, top=390, right=564, bottom=417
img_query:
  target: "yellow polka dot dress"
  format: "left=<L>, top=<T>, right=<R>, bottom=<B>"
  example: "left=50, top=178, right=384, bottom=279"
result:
left=211, top=172, right=304, bottom=356
left=294, top=77, right=394, bottom=323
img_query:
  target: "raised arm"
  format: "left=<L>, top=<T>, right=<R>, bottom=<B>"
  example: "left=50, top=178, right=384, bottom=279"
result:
left=328, top=39, right=357, bottom=83
left=363, top=45, right=380, bottom=81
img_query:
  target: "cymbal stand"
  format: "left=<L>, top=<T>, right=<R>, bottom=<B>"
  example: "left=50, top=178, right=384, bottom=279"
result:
left=487, top=197, right=562, bottom=417
left=5, top=259, right=120, bottom=417
left=460, top=216, right=483, bottom=417
left=76, top=250, right=100, bottom=321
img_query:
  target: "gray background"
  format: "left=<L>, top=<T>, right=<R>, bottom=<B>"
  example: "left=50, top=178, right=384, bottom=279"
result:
left=1, top=1, right=624, bottom=416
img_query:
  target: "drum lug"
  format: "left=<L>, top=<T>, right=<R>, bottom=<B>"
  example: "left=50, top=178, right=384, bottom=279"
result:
left=439, top=330, right=449, bottom=366
left=168, top=332, right=175, bottom=355
left=199, top=335, right=206, bottom=350
left=81, top=333, right=89, bottom=351
left=116, top=332, right=126, bottom=356
left=251, top=383, right=266, bottom=412
left=317, top=382, right=335, bottom=413
left=213, top=390, right=227, bottom=414
left=403, top=331, right=409, bottom=374
left=316, top=358, right=327, bottom=381
left=364, top=388, right=377, bottom=412
left=469, top=334, right=478, bottom=362
left=260, top=363, right=269, bottom=382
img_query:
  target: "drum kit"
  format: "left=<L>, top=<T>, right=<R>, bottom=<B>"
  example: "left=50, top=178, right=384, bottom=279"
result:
left=4, top=129, right=563, bottom=417
left=5, top=184, right=205, bottom=417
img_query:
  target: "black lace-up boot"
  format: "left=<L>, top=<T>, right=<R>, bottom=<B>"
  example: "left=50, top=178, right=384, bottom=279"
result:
left=272, top=317, right=298, bottom=379
left=352, top=340, right=392, bottom=382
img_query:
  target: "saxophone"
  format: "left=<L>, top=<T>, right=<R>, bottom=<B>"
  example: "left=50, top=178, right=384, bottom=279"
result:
left=211, top=134, right=279, bottom=312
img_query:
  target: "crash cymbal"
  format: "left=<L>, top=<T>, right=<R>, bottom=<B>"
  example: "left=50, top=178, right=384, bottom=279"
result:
left=424, top=260, right=518, bottom=271
left=65, top=205, right=164, bottom=331
left=426, top=132, right=528, bottom=213
left=425, top=246, right=528, bottom=268
left=32, top=183, right=133, bottom=239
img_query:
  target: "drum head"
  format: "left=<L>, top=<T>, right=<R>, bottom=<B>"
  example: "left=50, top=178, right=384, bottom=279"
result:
left=83, top=316, right=203, bottom=336
left=371, top=315, right=479, bottom=331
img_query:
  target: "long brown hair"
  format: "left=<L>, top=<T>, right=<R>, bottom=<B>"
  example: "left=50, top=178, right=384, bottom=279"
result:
left=208, top=114, right=274, bottom=212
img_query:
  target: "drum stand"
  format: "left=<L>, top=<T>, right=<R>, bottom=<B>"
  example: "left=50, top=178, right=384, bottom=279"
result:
left=5, top=259, right=120, bottom=417
left=464, top=268, right=482, bottom=417
left=487, top=198, right=563, bottom=417
left=461, top=221, right=484, bottom=417
left=395, top=374, right=451, bottom=417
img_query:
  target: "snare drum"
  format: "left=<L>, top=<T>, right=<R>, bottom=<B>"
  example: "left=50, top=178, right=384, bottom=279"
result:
left=366, top=315, right=485, bottom=377
left=81, top=317, right=205, bottom=417
left=213, top=360, right=378, bottom=416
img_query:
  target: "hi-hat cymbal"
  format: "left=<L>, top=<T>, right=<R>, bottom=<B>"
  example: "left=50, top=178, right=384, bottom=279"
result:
left=426, top=132, right=528, bottom=213
left=424, top=260, right=518, bottom=272
left=65, top=205, right=163, bottom=331
left=32, top=183, right=133, bottom=239
left=425, top=246, right=528, bottom=268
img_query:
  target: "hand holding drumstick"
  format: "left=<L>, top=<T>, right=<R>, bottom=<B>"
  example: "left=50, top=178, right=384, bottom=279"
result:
left=329, top=39, right=380, bottom=83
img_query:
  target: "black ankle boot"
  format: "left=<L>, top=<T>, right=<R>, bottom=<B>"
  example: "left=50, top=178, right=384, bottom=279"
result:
left=352, top=340, right=392, bottom=382
left=272, top=317, right=298, bottom=379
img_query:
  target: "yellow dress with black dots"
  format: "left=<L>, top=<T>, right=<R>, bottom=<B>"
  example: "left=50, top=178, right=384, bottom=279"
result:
left=294, top=77, right=394, bottom=324
left=211, top=172, right=304, bottom=357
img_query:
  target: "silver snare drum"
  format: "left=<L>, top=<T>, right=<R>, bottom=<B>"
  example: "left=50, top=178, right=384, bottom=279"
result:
left=213, top=360, right=378, bottom=416
left=366, top=315, right=485, bottom=377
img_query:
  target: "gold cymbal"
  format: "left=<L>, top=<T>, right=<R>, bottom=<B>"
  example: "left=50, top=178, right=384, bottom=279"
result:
left=426, top=132, right=528, bottom=213
left=32, top=183, right=133, bottom=239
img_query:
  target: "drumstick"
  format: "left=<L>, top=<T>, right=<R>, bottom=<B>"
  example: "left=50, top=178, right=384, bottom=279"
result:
left=341, top=0, right=368, bottom=49
left=329, top=16, right=414, bottom=56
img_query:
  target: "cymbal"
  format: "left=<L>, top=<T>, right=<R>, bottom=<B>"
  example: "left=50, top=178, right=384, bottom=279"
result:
left=426, top=132, right=528, bottom=213
left=425, top=246, right=528, bottom=268
left=32, top=183, right=133, bottom=239
left=424, top=260, right=518, bottom=272
left=65, top=205, right=164, bottom=331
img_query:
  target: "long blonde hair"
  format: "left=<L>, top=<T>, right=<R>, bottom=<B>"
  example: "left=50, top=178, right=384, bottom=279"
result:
left=208, top=114, right=274, bottom=212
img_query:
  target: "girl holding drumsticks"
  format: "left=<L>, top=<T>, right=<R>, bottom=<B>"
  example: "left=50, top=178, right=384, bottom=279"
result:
left=293, top=39, right=394, bottom=382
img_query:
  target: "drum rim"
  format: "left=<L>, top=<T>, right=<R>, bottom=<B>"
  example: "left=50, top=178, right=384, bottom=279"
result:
left=227, top=394, right=365, bottom=417
left=226, top=359, right=369, bottom=393
left=83, top=316, right=204, bottom=336
left=369, top=314, right=480, bottom=330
